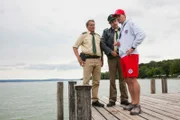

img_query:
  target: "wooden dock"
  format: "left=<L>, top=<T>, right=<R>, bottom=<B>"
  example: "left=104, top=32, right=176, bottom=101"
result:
left=92, top=93, right=180, bottom=120
left=57, top=80, right=180, bottom=120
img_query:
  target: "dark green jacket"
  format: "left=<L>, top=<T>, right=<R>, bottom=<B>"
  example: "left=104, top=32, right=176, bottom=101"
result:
left=100, top=27, right=120, bottom=58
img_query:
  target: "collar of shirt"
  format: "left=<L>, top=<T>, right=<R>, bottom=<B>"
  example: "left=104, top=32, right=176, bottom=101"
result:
left=87, top=31, right=97, bottom=35
left=87, top=31, right=91, bottom=34
left=121, top=19, right=131, bottom=28
left=119, top=19, right=131, bottom=34
left=110, top=27, right=120, bottom=32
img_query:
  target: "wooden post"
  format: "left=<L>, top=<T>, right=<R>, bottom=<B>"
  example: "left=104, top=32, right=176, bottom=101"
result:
left=75, top=85, right=92, bottom=120
left=151, top=79, right=156, bottom=94
left=162, top=78, right=168, bottom=93
left=68, top=81, right=77, bottom=120
left=57, top=82, right=64, bottom=120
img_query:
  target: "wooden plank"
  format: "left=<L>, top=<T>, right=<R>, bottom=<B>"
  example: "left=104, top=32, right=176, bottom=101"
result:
left=141, top=107, right=171, bottom=120
left=99, top=100, right=133, bottom=120
left=141, top=103, right=180, bottom=120
left=162, top=95, right=180, bottom=100
left=141, top=95, right=174, bottom=104
left=157, top=93, right=180, bottom=97
left=94, top=106, right=119, bottom=120
left=141, top=96, right=180, bottom=108
left=146, top=93, right=180, bottom=101
left=116, top=98, right=175, bottom=120
left=137, top=112, right=162, bottom=120
left=147, top=93, right=180, bottom=98
left=91, top=106, right=106, bottom=120
left=102, top=97, right=147, bottom=120
left=140, top=98, right=180, bottom=114
left=141, top=99, right=180, bottom=113
left=154, top=96, right=180, bottom=101
left=152, top=94, right=180, bottom=102
left=140, top=101, right=180, bottom=117
left=150, top=95, right=180, bottom=103
left=167, top=93, right=180, bottom=98
left=141, top=96, right=180, bottom=107
left=92, top=94, right=180, bottom=120
left=114, top=98, right=163, bottom=120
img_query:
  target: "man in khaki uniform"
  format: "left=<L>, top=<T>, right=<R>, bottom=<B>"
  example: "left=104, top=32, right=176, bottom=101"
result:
left=101, top=14, right=129, bottom=107
left=73, top=19, right=104, bottom=107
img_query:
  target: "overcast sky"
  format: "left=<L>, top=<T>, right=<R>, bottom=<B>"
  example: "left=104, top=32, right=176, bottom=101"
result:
left=0, top=0, right=180, bottom=79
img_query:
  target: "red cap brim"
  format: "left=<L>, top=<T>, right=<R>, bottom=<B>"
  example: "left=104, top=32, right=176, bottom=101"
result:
left=112, top=14, right=117, bottom=17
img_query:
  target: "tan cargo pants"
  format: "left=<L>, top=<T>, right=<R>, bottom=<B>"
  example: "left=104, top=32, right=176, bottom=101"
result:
left=83, top=58, right=101, bottom=102
left=108, top=57, right=128, bottom=102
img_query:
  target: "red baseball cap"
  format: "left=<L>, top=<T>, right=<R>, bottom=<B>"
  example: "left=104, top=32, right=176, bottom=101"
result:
left=113, top=9, right=125, bottom=16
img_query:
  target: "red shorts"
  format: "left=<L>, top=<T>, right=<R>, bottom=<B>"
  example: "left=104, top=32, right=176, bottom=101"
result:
left=120, top=54, right=139, bottom=78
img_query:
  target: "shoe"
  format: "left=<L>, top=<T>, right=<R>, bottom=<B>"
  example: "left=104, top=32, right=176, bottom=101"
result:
left=107, top=101, right=116, bottom=107
left=130, top=105, right=142, bottom=115
left=123, top=103, right=134, bottom=111
left=92, top=101, right=104, bottom=107
left=121, top=100, right=130, bottom=105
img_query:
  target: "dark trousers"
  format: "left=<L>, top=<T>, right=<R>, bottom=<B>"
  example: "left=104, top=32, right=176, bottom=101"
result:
left=108, top=57, right=128, bottom=102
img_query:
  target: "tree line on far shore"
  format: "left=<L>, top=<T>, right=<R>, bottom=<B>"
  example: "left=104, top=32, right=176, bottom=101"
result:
left=101, top=59, right=180, bottom=79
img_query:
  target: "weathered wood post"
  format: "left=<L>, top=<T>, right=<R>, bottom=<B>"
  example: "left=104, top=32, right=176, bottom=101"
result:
left=57, top=82, right=64, bottom=120
left=151, top=79, right=156, bottom=94
left=68, top=81, right=77, bottom=120
left=161, top=78, right=168, bottom=93
left=75, top=85, right=92, bottom=120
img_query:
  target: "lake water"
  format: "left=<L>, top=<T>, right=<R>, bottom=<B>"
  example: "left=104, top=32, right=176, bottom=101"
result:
left=0, top=79, right=180, bottom=120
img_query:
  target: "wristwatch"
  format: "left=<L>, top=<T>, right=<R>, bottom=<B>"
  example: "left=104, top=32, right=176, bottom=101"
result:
left=131, top=47, right=135, bottom=50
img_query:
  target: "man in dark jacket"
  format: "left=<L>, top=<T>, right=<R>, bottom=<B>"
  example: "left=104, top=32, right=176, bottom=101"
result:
left=101, top=14, right=129, bottom=107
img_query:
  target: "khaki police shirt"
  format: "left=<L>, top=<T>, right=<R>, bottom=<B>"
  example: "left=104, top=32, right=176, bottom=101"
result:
left=73, top=31, right=102, bottom=56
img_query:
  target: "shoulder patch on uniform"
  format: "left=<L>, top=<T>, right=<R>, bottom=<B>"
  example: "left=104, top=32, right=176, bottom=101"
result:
left=95, top=33, right=100, bottom=37
left=82, top=32, right=87, bottom=34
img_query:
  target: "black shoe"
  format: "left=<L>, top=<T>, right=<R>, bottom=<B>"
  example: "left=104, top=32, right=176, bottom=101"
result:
left=121, top=100, right=130, bottom=105
left=92, top=101, right=104, bottom=107
left=107, top=101, right=116, bottom=107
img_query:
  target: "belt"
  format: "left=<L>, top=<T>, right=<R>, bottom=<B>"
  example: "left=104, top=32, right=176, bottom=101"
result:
left=86, top=55, right=100, bottom=59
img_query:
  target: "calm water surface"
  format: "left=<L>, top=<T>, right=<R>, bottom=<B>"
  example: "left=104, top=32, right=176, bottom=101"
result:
left=0, top=79, right=180, bottom=120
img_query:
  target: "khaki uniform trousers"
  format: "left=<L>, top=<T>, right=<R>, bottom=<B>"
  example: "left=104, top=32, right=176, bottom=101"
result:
left=83, top=58, right=101, bottom=102
left=108, top=57, right=128, bottom=102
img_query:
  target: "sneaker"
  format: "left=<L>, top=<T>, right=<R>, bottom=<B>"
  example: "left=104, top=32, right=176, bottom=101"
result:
left=130, top=105, right=142, bottom=115
left=121, top=100, right=130, bottom=106
left=123, top=103, right=134, bottom=111
left=92, top=101, right=104, bottom=107
left=107, top=101, right=116, bottom=107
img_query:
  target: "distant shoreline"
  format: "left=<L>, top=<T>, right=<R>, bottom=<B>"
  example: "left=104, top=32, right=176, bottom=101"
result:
left=0, top=78, right=179, bottom=83
left=0, top=79, right=80, bottom=83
